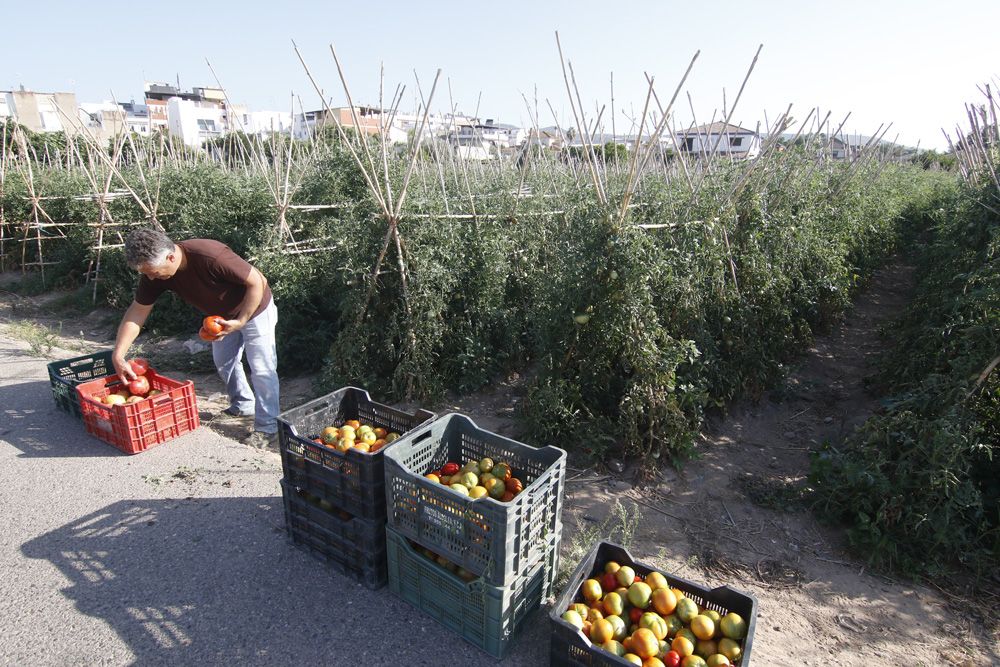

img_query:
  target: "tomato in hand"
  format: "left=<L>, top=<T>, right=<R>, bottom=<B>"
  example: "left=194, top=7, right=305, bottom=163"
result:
left=203, top=316, right=225, bottom=336
left=129, top=358, right=150, bottom=376
left=199, top=327, right=220, bottom=342
left=128, top=376, right=151, bottom=396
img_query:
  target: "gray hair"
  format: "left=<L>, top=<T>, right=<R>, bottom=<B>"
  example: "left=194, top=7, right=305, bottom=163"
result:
left=125, top=227, right=175, bottom=269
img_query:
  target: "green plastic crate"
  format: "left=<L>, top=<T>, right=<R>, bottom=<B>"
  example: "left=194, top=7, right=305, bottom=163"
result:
left=385, top=524, right=556, bottom=659
left=383, top=413, right=566, bottom=587
left=48, top=350, right=115, bottom=419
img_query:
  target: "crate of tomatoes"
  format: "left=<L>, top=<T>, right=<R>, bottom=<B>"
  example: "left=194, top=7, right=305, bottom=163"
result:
left=277, top=386, right=436, bottom=521
left=550, top=541, right=756, bottom=667
left=75, top=359, right=200, bottom=455
left=383, top=413, right=566, bottom=588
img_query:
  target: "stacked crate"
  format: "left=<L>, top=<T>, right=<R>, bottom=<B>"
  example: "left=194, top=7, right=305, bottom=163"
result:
left=382, top=413, right=566, bottom=658
left=277, top=387, right=435, bottom=590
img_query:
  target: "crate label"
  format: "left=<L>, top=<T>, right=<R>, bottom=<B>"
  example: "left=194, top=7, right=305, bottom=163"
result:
left=421, top=504, right=464, bottom=538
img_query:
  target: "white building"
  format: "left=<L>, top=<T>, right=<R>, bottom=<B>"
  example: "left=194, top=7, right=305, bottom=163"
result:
left=449, top=138, right=496, bottom=161
left=394, top=111, right=473, bottom=140
left=78, top=101, right=153, bottom=140
left=828, top=135, right=871, bottom=160
left=167, top=97, right=227, bottom=147
left=529, top=126, right=565, bottom=149
left=0, top=89, right=79, bottom=134
left=227, top=106, right=292, bottom=136
left=293, top=106, right=408, bottom=144
left=675, top=122, right=761, bottom=159
left=447, top=119, right=524, bottom=149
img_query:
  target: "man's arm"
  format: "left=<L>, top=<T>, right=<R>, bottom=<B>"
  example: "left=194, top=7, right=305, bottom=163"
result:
left=112, top=300, right=154, bottom=382
left=218, top=267, right=267, bottom=336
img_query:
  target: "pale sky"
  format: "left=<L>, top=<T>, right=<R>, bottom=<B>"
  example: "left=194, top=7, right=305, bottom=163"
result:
left=3, top=0, right=998, bottom=149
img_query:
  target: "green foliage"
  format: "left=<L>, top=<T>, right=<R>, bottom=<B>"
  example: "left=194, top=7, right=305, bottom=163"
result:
left=810, top=174, right=999, bottom=577
left=2, top=130, right=943, bottom=481
left=912, top=148, right=957, bottom=171
left=567, top=141, right=629, bottom=164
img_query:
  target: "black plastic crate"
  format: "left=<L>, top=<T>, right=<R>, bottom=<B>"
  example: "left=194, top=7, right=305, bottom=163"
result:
left=383, top=413, right=566, bottom=588
left=386, top=524, right=556, bottom=659
left=550, top=541, right=757, bottom=666
left=48, top=350, right=115, bottom=419
left=278, top=386, right=435, bottom=521
left=281, top=480, right=387, bottom=590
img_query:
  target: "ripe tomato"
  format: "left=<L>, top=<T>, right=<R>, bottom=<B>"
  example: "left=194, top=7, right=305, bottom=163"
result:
left=199, top=327, right=219, bottom=342
left=629, top=607, right=643, bottom=624
left=129, top=358, right=149, bottom=376
left=602, top=572, right=618, bottom=593
left=203, top=315, right=225, bottom=336
left=663, top=651, right=681, bottom=667
left=128, top=376, right=151, bottom=396
left=441, top=462, right=460, bottom=476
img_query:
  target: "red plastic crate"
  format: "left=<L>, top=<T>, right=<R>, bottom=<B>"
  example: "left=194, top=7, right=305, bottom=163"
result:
left=76, top=369, right=200, bottom=454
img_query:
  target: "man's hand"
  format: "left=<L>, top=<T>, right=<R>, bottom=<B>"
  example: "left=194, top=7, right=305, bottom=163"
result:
left=113, top=354, right=137, bottom=383
left=214, top=319, right=246, bottom=339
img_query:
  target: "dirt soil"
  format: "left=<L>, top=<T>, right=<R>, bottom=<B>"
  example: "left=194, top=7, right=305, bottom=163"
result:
left=431, top=263, right=999, bottom=666
left=2, top=264, right=998, bottom=666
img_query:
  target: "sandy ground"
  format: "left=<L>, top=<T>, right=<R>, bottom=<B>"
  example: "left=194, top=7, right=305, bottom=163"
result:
left=1, top=264, right=998, bottom=665
left=441, top=263, right=999, bottom=666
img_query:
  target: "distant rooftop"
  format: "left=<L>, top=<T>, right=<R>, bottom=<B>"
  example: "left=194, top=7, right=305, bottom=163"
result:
left=677, top=122, right=758, bottom=136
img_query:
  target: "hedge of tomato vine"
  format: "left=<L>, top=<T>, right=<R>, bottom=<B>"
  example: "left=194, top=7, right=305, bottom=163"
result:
left=810, top=172, right=999, bottom=577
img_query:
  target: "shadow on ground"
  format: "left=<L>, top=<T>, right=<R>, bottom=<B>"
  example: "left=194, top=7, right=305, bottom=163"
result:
left=0, top=376, right=126, bottom=458
left=21, top=497, right=550, bottom=665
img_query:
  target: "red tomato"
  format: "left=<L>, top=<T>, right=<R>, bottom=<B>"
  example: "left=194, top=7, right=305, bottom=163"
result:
left=441, top=462, right=460, bottom=476
left=635, top=576, right=642, bottom=583
left=128, top=376, right=151, bottom=396
left=663, top=651, right=681, bottom=667
left=629, top=607, right=643, bottom=624
left=199, top=327, right=220, bottom=342
left=203, top=315, right=225, bottom=335
left=129, top=358, right=149, bottom=376
left=602, top=572, right=618, bottom=592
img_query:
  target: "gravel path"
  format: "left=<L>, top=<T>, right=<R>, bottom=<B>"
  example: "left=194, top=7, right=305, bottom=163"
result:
left=0, top=334, right=549, bottom=665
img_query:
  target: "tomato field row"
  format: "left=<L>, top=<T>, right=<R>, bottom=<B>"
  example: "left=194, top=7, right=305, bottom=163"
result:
left=3, top=119, right=994, bottom=578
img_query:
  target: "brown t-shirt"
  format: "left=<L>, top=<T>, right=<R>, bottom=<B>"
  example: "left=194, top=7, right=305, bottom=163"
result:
left=135, top=239, right=272, bottom=320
